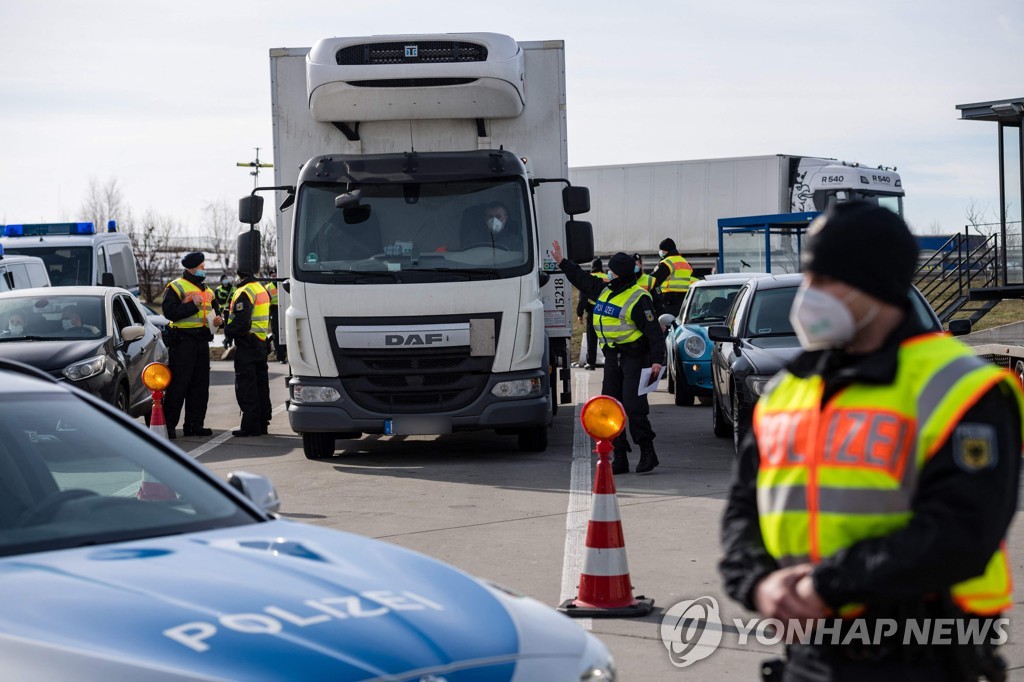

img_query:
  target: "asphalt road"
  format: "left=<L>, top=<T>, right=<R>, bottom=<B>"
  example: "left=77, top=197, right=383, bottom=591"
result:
left=159, top=360, right=1024, bottom=681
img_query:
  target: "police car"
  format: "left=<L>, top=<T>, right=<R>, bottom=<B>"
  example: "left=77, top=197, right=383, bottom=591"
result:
left=0, top=359, right=615, bottom=681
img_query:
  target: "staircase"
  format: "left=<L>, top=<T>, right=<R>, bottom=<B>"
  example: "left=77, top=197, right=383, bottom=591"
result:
left=913, top=232, right=1000, bottom=326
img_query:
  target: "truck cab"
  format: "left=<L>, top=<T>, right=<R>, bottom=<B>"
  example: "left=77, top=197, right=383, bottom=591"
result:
left=0, top=222, right=139, bottom=295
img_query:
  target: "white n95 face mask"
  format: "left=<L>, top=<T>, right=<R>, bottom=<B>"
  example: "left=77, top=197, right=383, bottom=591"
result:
left=9, top=324, right=23, bottom=335
left=789, top=285, right=855, bottom=351
left=487, top=217, right=504, bottom=234
left=62, top=319, right=74, bottom=330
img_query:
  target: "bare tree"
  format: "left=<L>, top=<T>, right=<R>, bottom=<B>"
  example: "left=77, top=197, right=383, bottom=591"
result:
left=126, top=211, right=182, bottom=302
left=965, top=198, right=997, bottom=237
left=259, top=218, right=278, bottom=274
left=81, top=177, right=127, bottom=229
left=203, top=200, right=237, bottom=274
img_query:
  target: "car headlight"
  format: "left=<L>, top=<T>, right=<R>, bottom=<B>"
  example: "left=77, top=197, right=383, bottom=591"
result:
left=683, top=335, right=706, bottom=358
left=291, top=384, right=341, bottom=404
left=62, top=355, right=106, bottom=381
left=579, top=634, right=617, bottom=681
left=491, top=378, right=542, bottom=399
left=745, top=375, right=772, bottom=397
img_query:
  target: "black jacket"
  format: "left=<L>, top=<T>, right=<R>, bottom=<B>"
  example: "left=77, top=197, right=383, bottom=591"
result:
left=560, top=259, right=665, bottom=365
left=162, top=271, right=219, bottom=337
left=719, top=314, right=1021, bottom=612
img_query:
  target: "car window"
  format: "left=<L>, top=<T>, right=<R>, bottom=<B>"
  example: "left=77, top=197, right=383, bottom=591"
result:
left=0, top=294, right=106, bottom=340
left=7, top=263, right=31, bottom=289
left=4, top=247, right=94, bottom=287
left=744, top=286, right=798, bottom=337
left=125, top=295, right=148, bottom=325
left=0, top=393, right=257, bottom=556
left=685, top=285, right=744, bottom=324
left=27, top=262, right=50, bottom=287
left=726, top=284, right=753, bottom=336
left=112, top=296, right=133, bottom=337
left=97, top=246, right=109, bottom=282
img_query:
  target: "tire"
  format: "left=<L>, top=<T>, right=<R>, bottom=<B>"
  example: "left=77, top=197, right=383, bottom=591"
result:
left=666, top=362, right=676, bottom=394
left=732, top=388, right=747, bottom=454
left=302, top=432, right=336, bottom=460
left=673, top=360, right=695, bottom=407
left=517, top=426, right=549, bottom=452
left=115, top=384, right=129, bottom=414
left=550, top=365, right=559, bottom=418
left=712, top=389, right=732, bottom=438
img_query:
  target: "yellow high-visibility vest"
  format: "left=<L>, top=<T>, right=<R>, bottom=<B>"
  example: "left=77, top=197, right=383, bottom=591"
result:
left=229, top=282, right=271, bottom=341
left=593, top=284, right=651, bottom=347
left=658, top=255, right=693, bottom=294
left=266, top=281, right=279, bottom=306
left=754, top=333, right=1023, bottom=616
left=586, top=271, right=609, bottom=305
left=166, top=278, right=213, bottom=329
left=636, top=272, right=655, bottom=292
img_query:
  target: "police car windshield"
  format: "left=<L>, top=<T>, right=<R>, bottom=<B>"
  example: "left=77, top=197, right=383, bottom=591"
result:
left=0, top=294, right=106, bottom=341
left=2, top=246, right=92, bottom=287
left=294, top=180, right=532, bottom=284
left=0, top=394, right=257, bottom=557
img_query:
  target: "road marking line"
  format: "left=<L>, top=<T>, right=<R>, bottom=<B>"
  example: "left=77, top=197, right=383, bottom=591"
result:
left=560, top=371, right=594, bottom=630
left=187, top=404, right=287, bottom=460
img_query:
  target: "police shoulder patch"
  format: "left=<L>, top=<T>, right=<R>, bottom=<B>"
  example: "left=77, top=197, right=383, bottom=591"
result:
left=235, top=302, right=245, bottom=311
left=952, top=423, right=998, bottom=472
left=645, top=310, right=654, bottom=322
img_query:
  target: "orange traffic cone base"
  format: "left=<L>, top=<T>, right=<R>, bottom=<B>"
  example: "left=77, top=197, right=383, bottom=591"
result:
left=558, top=594, right=654, bottom=618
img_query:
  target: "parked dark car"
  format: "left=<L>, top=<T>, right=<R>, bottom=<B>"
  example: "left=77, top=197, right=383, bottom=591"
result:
left=707, top=274, right=942, bottom=453
left=0, top=287, right=168, bottom=417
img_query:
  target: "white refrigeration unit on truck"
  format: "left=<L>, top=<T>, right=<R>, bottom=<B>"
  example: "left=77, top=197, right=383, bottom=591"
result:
left=239, top=33, right=594, bottom=459
left=569, top=154, right=904, bottom=271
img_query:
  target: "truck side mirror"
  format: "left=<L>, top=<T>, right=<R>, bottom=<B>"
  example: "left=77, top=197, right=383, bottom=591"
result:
left=565, top=220, right=594, bottom=264
left=562, top=186, right=591, bottom=216
left=239, top=195, right=265, bottom=225
left=237, top=229, right=262, bottom=275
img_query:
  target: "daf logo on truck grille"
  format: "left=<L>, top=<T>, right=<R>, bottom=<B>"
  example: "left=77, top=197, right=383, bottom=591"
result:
left=404, top=45, right=418, bottom=58
left=336, top=323, right=471, bottom=350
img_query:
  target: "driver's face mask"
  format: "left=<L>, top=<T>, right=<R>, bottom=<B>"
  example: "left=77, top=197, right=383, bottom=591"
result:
left=62, top=319, right=75, bottom=330
left=9, top=323, right=23, bottom=334
left=486, top=216, right=505, bottom=234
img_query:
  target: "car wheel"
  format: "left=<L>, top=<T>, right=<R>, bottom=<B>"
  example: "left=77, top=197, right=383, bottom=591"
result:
left=712, top=389, right=732, bottom=438
left=732, top=385, right=749, bottom=454
left=115, top=384, right=129, bottom=414
left=302, top=432, right=336, bottom=460
left=673, top=359, right=695, bottom=406
left=550, top=365, right=559, bottom=417
left=666, top=359, right=676, bottom=394
left=517, top=426, right=548, bottom=452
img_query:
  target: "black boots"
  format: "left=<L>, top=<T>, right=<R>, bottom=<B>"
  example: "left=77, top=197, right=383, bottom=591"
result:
left=636, top=446, right=660, bottom=474
left=611, top=451, right=630, bottom=475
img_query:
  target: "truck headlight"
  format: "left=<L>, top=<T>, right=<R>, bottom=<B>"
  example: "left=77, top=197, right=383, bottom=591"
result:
left=63, top=356, right=105, bottom=382
left=491, top=378, right=542, bottom=399
left=683, top=335, right=706, bottom=358
left=292, top=385, right=341, bottom=404
left=745, top=375, right=771, bottom=397
left=579, top=635, right=616, bottom=681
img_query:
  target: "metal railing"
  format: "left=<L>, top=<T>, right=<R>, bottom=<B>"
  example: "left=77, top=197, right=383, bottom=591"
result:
left=913, top=230, right=1000, bottom=323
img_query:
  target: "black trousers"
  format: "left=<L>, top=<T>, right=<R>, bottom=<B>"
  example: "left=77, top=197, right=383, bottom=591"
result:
left=269, top=305, right=285, bottom=360
left=585, top=315, right=598, bottom=366
left=782, top=644, right=953, bottom=682
left=234, top=335, right=271, bottom=433
left=601, top=344, right=656, bottom=454
left=165, top=331, right=211, bottom=431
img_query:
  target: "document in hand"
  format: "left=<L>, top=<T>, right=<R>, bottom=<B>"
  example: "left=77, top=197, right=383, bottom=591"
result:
left=637, top=366, right=666, bottom=396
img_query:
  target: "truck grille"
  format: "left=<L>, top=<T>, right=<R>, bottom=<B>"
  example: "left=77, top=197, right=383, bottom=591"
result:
left=347, top=78, right=477, bottom=88
left=335, top=41, right=488, bottom=66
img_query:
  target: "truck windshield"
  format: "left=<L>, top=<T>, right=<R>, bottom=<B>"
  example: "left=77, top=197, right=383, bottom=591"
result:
left=2, top=246, right=93, bottom=287
left=294, top=179, right=532, bottom=283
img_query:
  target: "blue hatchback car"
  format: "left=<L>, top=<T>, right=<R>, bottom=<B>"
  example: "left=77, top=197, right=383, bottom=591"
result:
left=661, top=273, right=765, bottom=406
left=0, top=359, right=615, bottom=681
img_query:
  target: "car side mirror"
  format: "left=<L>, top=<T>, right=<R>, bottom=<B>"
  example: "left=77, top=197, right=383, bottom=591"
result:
left=100, top=272, right=116, bottom=287
left=658, top=313, right=676, bottom=327
left=228, top=471, right=281, bottom=514
left=121, top=325, right=145, bottom=342
left=948, top=319, right=972, bottom=336
left=707, top=325, right=737, bottom=343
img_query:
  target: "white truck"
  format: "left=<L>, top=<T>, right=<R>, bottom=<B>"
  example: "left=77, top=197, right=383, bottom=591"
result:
left=241, top=33, right=593, bottom=459
left=568, top=155, right=904, bottom=270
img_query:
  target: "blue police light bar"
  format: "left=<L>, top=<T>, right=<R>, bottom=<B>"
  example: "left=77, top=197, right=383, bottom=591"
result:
left=0, top=243, right=4, bottom=257
left=3, top=222, right=96, bottom=237
left=107, top=220, right=117, bottom=232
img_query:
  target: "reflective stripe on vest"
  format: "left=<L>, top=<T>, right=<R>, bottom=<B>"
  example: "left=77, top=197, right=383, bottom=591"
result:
left=636, top=273, right=654, bottom=292
left=266, top=282, right=278, bottom=306
left=229, top=282, right=271, bottom=340
left=658, top=255, right=693, bottom=294
left=586, top=272, right=609, bottom=305
left=754, top=333, right=1023, bottom=616
left=593, top=285, right=650, bottom=347
left=167, top=278, right=212, bottom=329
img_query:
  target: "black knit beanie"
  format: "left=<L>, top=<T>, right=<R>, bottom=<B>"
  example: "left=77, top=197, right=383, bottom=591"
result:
left=608, top=252, right=635, bottom=280
left=802, top=201, right=918, bottom=307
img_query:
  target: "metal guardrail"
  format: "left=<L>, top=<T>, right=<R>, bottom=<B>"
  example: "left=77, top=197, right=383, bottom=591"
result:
left=913, top=230, right=1000, bottom=324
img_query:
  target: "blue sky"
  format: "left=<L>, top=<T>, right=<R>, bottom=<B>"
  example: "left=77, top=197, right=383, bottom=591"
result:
left=1, top=0, right=1021, bottom=235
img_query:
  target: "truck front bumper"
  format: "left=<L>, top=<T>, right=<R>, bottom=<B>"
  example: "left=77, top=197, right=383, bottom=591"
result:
left=288, top=370, right=551, bottom=435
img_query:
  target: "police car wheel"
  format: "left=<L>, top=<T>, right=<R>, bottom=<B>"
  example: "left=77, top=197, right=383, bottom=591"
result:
left=517, top=426, right=548, bottom=452
left=302, top=432, right=336, bottom=459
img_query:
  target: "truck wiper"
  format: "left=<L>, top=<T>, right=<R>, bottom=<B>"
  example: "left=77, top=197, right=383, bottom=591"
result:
left=412, top=267, right=498, bottom=280
left=353, top=272, right=400, bottom=284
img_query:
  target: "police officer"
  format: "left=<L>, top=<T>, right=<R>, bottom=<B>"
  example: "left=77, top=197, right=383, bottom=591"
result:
left=214, top=274, right=235, bottom=350
left=576, top=257, right=608, bottom=370
left=161, top=252, right=222, bottom=439
left=553, top=242, right=665, bottom=474
left=225, top=269, right=272, bottom=437
left=719, top=202, right=1022, bottom=680
left=633, top=253, right=665, bottom=316
left=266, top=269, right=286, bottom=363
left=651, top=238, right=694, bottom=317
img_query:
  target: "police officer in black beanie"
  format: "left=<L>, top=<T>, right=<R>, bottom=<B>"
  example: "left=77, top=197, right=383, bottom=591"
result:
left=552, top=242, right=665, bottom=474
left=161, top=252, right=222, bottom=439
left=720, top=201, right=1022, bottom=680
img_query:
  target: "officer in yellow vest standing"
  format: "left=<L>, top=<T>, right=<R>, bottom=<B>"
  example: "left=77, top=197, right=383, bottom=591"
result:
left=553, top=243, right=665, bottom=474
left=161, top=252, right=222, bottom=439
left=720, top=202, right=1022, bottom=680
left=651, top=238, right=693, bottom=317
left=225, top=269, right=273, bottom=437
left=266, top=267, right=287, bottom=364
left=576, top=257, right=608, bottom=370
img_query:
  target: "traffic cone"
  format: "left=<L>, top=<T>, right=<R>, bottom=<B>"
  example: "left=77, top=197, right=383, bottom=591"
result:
left=559, top=438, right=654, bottom=617
left=139, top=389, right=176, bottom=501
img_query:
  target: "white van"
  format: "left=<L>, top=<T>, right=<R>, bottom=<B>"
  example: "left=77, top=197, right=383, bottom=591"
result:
left=0, top=222, right=138, bottom=295
left=0, top=245, right=51, bottom=291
